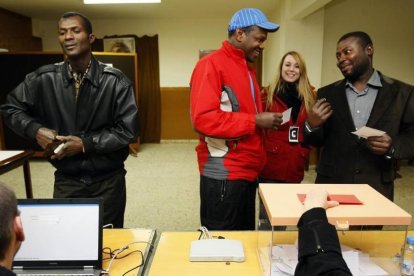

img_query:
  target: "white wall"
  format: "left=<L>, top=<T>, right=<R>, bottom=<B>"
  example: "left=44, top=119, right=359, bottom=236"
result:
left=263, top=0, right=329, bottom=89
left=321, top=0, right=414, bottom=86
left=265, top=0, right=414, bottom=89
left=33, top=17, right=227, bottom=87
left=278, top=0, right=325, bottom=89
left=33, top=0, right=414, bottom=89
left=262, top=2, right=283, bottom=88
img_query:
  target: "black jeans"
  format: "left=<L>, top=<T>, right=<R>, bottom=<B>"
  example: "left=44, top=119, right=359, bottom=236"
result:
left=200, top=175, right=257, bottom=230
left=54, top=170, right=127, bottom=228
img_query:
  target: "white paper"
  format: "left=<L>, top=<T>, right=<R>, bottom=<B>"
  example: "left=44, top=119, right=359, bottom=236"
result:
left=282, top=108, right=292, bottom=125
left=273, top=262, right=295, bottom=275
left=352, top=126, right=385, bottom=139
left=342, top=250, right=360, bottom=276
left=271, top=245, right=297, bottom=275
left=359, top=253, right=389, bottom=276
left=269, top=244, right=390, bottom=276
left=0, top=150, right=24, bottom=162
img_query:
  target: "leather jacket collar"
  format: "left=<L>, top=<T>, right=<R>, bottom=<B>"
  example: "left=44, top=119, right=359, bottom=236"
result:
left=62, top=55, right=101, bottom=89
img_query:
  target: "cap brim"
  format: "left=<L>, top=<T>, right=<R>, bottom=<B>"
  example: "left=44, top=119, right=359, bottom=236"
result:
left=257, top=22, right=280, bottom=32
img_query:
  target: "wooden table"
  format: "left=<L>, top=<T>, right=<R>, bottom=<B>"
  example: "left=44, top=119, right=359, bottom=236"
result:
left=103, top=228, right=156, bottom=276
left=147, top=231, right=262, bottom=276
left=0, top=150, right=34, bottom=198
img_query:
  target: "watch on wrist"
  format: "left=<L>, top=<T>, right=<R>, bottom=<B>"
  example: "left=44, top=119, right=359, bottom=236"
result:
left=304, top=121, right=318, bottom=133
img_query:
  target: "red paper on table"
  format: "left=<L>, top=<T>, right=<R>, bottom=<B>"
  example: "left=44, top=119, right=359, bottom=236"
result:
left=297, top=194, right=363, bottom=205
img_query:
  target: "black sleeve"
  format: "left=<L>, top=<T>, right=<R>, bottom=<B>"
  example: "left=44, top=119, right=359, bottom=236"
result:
left=302, top=89, right=326, bottom=148
left=294, top=208, right=353, bottom=276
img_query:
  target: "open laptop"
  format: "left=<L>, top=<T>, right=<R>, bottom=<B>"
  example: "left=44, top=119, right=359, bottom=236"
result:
left=13, top=198, right=103, bottom=276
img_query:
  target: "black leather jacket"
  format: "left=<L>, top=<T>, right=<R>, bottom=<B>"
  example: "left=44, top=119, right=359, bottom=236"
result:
left=1, top=55, right=139, bottom=183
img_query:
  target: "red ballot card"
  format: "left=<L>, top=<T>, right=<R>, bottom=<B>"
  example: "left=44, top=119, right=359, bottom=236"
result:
left=297, top=194, right=363, bottom=205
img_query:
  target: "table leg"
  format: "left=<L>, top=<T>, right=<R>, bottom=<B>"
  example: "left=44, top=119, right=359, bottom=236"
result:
left=23, top=160, right=33, bottom=198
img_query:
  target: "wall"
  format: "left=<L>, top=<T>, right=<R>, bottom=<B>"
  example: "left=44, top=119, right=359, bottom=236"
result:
left=0, top=8, right=43, bottom=149
left=161, top=87, right=197, bottom=140
left=322, top=0, right=414, bottom=86
left=266, top=0, right=325, bottom=89
left=0, top=8, right=42, bottom=51
left=30, top=0, right=414, bottom=140
left=34, top=17, right=228, bottom=87
left=266, top=0, right=414, bottom=89
left=261, top=3, right=283, bottom=88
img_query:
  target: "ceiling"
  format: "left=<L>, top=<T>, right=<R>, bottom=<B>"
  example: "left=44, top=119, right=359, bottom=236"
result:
left=0, top=0, right=278, bottom=20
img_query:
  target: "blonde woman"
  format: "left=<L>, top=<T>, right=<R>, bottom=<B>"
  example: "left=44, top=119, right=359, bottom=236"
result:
left=260, top=51, right=316, bottom=184
left=258, top=51, right=316, bottom=229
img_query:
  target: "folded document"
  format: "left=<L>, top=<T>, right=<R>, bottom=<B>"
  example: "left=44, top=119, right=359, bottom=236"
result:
left=269, top=244, right=389, bottom=276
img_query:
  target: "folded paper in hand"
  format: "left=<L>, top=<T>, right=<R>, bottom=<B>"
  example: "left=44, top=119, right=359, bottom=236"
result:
left=281, top=107, right=292, bottom=125
left=44, top=141, right=62, bottom=158
left=352, top=126, right=385, bottom=139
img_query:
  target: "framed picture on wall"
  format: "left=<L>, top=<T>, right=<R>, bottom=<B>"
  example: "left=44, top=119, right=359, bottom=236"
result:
left=103, top=37, right=135, bottom=53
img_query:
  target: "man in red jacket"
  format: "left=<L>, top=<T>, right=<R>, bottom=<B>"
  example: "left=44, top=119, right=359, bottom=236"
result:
left=190, top=8, right=282, bottom=230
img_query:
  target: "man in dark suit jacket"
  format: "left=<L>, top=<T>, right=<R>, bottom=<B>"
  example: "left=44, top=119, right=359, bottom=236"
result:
left=304, top=31, right=414, bottom=201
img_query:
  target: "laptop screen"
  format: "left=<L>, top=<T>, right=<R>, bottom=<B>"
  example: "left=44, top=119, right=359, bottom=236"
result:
left=13, top=198, right=103, bottom=269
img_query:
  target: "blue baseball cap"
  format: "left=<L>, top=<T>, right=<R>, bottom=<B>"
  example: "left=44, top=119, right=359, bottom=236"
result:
left=228, top=8, right=280, bottom=32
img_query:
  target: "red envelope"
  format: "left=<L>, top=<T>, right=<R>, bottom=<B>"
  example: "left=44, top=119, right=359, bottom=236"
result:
left=297, top=194, right=363, bottom=205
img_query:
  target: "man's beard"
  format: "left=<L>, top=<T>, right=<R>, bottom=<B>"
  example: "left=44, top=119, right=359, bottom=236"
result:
left=342, top=63, right=367, bottom=82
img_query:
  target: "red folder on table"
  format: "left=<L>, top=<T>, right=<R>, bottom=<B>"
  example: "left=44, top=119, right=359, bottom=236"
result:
left=297, top=194, right=363, bottom=205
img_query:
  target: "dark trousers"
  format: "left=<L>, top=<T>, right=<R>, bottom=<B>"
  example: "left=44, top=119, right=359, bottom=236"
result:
left=200, top=175, right=257, bottom=230
left=54, top=170, right=126, bottom=228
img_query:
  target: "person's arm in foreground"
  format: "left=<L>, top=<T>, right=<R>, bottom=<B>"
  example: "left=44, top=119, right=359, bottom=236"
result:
left=295, top=189, right=353, bottom=276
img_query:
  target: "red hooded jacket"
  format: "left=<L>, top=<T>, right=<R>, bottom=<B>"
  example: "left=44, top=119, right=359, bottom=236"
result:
left=190, top=41, right=266, bottom=181
left=260, top=94, right=311, bottom=182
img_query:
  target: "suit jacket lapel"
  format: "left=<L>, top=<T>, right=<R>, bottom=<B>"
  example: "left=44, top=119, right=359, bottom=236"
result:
left=367, top=74, right=395, bottom=128
left=331, top=80, right=356, bottom=133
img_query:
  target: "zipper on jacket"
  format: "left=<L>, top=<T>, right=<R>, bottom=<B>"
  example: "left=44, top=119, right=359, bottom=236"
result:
left=312, top=228, right=324, bottom=253
left=220, top=181, right=226, bottom=202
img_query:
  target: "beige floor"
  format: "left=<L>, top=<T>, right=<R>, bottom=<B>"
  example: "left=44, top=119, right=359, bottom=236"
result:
left=1, top=141, right=414, bottom=232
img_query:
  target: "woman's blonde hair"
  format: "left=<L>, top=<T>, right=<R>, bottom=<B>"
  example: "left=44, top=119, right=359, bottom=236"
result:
left=266, top=51, right=316, bottom=112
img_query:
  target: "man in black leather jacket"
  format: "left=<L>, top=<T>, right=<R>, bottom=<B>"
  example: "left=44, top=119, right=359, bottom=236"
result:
left=0, top=12, right=139, bottom=228
left=295, top=189, right=352, bottom=275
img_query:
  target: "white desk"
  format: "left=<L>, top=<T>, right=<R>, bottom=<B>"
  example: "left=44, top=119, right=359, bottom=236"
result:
left=0, top=150, right=34, bottom=198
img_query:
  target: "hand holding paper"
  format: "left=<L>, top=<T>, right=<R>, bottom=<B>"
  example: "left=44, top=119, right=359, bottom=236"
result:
left=281, top=107, right=292, bottom=125
left=298, top=193, right=363, bottom=206
left=302, top=189, right=340, bottom=211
